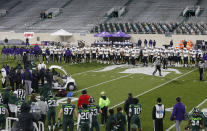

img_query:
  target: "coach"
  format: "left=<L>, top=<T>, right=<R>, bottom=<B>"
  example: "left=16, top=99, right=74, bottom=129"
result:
left=170, top=97, right=186, bottom=131
left=77, top=90, right=90, bottom=109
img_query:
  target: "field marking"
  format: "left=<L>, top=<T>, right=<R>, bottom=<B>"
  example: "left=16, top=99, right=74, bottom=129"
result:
left=166, top=98, right=207, bottom=131
left=57, top=74, right=133, bottom=103
left=109, top=68, right=197, bottom=109
left=71, top=67, right=104, bottom=76
left=73, top=74, right=133, bottom=93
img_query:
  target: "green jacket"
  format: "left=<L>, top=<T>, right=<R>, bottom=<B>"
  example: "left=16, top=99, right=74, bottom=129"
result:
left=99, top=96, right=110, bottom=109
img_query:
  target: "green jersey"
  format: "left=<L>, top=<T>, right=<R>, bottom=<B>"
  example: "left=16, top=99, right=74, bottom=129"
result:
left=115, top=112, right=126, bottom=131
left=0, top=104, right=7, bottom=120
left=46, top=97, right=57, bottom=110
left=15, top=101, right=23, bottom=116
left=88, top=105, right=100, bottom=120
left=106, top=115, right=116, bottom=131
left=189, top=114, right=203, bottom=131
left=78, top=108, right=92, bottom=126
left=129, top=104, right=142, bottom=117
left=0, top=93, right=2, bottom=103
left=62, top=104, right=76, bottom=120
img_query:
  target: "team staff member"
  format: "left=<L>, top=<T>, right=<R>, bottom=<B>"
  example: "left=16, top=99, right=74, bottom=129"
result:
left=58, top=98, right=78, bottom=131
left=170, top=97, right=186, bottom=131
left=124, top=93, right=133, bottom=131
left=77, top=90, right=90, bottom=109
left=99, top=91, right=110, bottom=125
left=152, top=97, right=165, bottom=131
left=198, top=60, right=205, bottom=81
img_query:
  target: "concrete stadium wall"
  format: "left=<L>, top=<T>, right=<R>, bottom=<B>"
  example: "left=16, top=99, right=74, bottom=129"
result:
left=0, top=31, right=207, bottom=47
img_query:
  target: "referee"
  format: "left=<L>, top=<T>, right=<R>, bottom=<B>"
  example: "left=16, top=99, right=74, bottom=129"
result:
left=198, top=59, right=205, bottom=81
left=152, top=97, right=165, bottom=131
left=153, top=57, right=162, bottom=76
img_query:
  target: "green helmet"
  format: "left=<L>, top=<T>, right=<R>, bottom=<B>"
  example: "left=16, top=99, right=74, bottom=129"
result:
left=193, top=107, right=199, bottom=113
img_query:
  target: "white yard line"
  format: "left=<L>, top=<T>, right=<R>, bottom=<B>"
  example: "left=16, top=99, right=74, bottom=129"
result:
left=166, top=98, right=207, bottom=131
left=57, top=74, right=133, bottom=103
left=109, top=68, right=196, bottom=109
left=73, top=74, right=133, bottom=93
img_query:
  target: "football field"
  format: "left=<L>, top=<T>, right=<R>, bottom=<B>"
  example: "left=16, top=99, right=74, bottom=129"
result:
left=1, top=59, right=207, bottom=131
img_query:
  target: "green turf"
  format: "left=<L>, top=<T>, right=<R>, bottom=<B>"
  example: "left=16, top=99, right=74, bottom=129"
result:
left=1, top=46, right=207, bottom=131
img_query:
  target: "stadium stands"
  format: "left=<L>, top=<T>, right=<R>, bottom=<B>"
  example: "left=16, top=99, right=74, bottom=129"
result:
left=0, top=0, right=207, bottom=33
left=91, top=22, right=207, bottom=35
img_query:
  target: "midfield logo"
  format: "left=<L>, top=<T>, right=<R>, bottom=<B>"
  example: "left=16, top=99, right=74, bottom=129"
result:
left=95, top=65, right=181, bottom=77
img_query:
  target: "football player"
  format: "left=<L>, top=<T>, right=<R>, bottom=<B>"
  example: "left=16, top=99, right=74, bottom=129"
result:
left=84, top=46, right=91, bottom=63
left=183, top=48, right=189, bottom=67
left=131, top=48, right=136, bottom=66
left=88, top=97, right=102, bottom=131
left=46, top=92, right=58, bottom=131
left=129, top=98, right=142, bottom=131
left=15, top=99, right=23, bottom=117
left=142, top=48, right=149, bottom=66
left=0, top=93, right=2, bottom=103
left=58, top=98, right=78, bottom=131
left=0, top=99, right=9, bottom=130
left=186, top=108, right=204, bottom=131
left=103, top=45, right=109, bottom=64
left=124, top=47, right=130, bottom=64
left=114, top=107, right=126, bottom=131
left=106, top=109, right=116, bottom=131
left=98, top=46, right=103, bottom=64
left=77, top=104, right=92, bottom=131
left=91, top=45, right=97, bottom=62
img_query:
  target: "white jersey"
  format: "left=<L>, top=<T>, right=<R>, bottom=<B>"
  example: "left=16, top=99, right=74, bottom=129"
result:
left=191, top=51, right=196, bottom=58
left=175, top=50, right=180, bottom=56
left=125, top=50, right=130, bottom=57
left=85, top=47, right=91, bottom=54
left=91, top=47, right=97, bottom=54
left=38, top=63, right=46, bottom=70
left=131, top=50, right=136, bottom=57
left=99, top=48, right=103, bottom=55
left=42, top=48, right=46, bottom=54
left=135, top=49, right=140, bottom=58
left=104, top=48, right=109, bottom=55
left=143, top=50, right=148, bottom=57
left=183, top=50, right=189, bottom=57
left=77, top=48, right=82, bottom=54
left=58, top=49, right=62, bottom=55
left=54, top=49, right=58, bottom=54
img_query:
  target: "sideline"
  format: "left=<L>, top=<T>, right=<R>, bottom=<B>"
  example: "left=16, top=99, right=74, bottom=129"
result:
left=166, top=98, right=207, bottom=131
